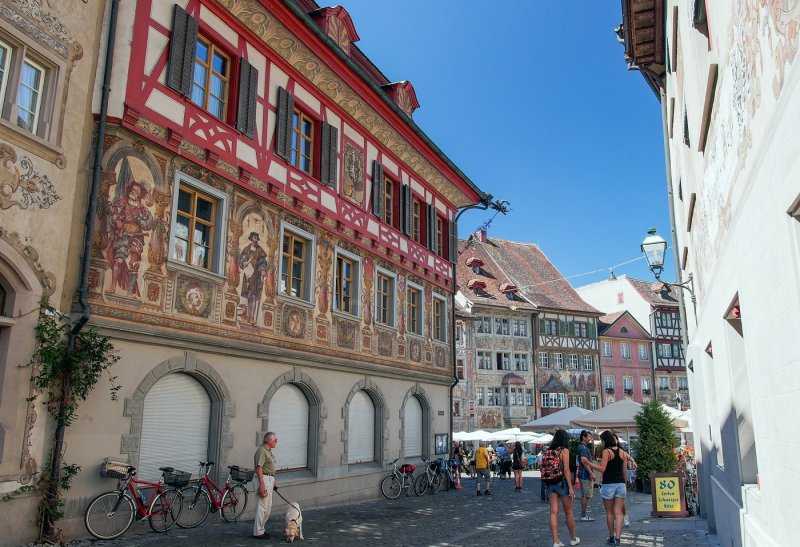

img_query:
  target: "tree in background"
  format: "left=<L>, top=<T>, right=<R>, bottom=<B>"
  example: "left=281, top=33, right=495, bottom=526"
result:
left=633, top=400, right=677, bottom=487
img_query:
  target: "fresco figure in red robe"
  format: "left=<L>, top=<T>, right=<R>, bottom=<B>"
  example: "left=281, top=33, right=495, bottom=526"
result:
left=239, top=231, right=268, bottom=325
left=105, top=180, right=154, bottom=296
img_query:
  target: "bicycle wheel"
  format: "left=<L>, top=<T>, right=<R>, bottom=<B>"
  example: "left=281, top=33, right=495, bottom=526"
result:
left=430, top=473, right=443, bottom=494
left=380, top=475, right=402, bottom=499
left=149, top=488, right=183, bottom=532
left=403, top=475, right=416, bottom=496
left=84, top=491, right=135, bottom=540
left=176, top=485, right=210, bottom=529
left=221, top=483, right=248, bottom=522
left=414, top=473, right=430, bottom=496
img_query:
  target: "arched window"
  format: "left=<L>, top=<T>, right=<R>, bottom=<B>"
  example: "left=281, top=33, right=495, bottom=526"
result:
left=270, top=383, right=309, bottom=470
left=139, top=373, right=211, bottom=481
left=348, top=390, right=375, bottom=464
left=403, top=395, right=422, bottom=458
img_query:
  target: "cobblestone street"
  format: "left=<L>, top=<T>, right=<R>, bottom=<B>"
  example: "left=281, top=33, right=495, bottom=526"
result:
left=79, top=472, right=718, bottom=547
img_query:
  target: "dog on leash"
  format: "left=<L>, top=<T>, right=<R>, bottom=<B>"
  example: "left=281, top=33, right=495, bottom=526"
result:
left=284, top=502, right=303, bottom=543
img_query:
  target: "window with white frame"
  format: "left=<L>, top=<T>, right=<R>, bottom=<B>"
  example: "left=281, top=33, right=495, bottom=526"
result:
left=514, top=353, right=529, bottom=371
left=280, top=224, right=314, bottom=301
left=569, top=354, right=579, bottom=369
left=334, top=249, right=360, bottom=316
left=525, top=389, right=533, bottom=406
left=406, top=284, right=423, bottom=336
left=601, top=341, right=612, bottom=357
left=0, top=35, right=57, bottom=139
left=169, top=173, right=228, bottom=274
left=623, top=376, right=633, bottom=391
left=495, top=317, right=509, bottom=335
left=476, top=386, right=484, bottom=406
left=512, top=318, right=528, bottom=336
left=553, top=353, right=564, bottom=369
left=583, top=354, right=593, bottom=370
left=658, top=376, right=670, bottom=390
left=476, top=316, right=491, bottom=334
left=641, top=377, right=651, bottom=392
left=573, top=322, right=588, bottom=338
left=543, top=318, right=558, bottom=335
left=539, top=352, right=549, bottom=368
left=477, top=350, right=492, bottom=370
left=541, top=393, right=566, bottom=408
left=508, top=388, right=516, bottom=406
left=590, top=396, right=598, bottom=410
left=496, top=351, right=511, bottom=371
left=456, top=359, right=464, bottom=380
left=375, top=271, right=396, bottom=327
left=432, top=295, right=447, bottom=342
left=569, top=395, right=584, bottom=407
left=621, top=342, right=631, bottom=359
left=639, top=343, right=649, bottom=360
left=677, top=376, right=689, bottom=390
left=657, top=342, right=673, bottom=357
left=604, top=375, right=615, bottom=390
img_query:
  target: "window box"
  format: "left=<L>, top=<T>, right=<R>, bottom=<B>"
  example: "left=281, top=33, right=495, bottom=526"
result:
left=624, top=389, right=633, bottom=395
left=605, top=387, right=615, bottom=394
left=642, top=389, right=652, bottom=395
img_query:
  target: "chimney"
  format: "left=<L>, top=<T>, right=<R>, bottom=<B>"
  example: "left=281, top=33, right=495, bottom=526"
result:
left=477, top=229, right=488, bottom=243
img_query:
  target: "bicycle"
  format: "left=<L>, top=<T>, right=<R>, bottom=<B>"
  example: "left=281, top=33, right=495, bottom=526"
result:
left=439, top=457, right=459, bottom=491
left=414, top=458, right=444, bottom=496
left=380, top=459, right=416, bottom=499
left=176, top=461, right=251, bottom=528
left=683, top=462, right=699, bottom=516
left=84, top=459, right=187, bottom=540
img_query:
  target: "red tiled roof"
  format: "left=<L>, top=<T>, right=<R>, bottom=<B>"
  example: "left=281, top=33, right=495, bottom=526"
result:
left=626, top=277, right=680, bottom=306
left=456, top=236, right=600, bottom=314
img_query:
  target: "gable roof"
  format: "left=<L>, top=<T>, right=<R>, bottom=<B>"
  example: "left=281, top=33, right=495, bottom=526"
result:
left=598, top=310, right=651, bottom=339
left=456, top=235, right=600, bottom=315
left=626, top=277, right=680, bottom=307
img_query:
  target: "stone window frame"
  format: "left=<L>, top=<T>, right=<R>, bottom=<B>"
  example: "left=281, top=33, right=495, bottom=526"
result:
left=341, top=378, right=388, bottom=469
left=399, top=384, right=431, bottom=460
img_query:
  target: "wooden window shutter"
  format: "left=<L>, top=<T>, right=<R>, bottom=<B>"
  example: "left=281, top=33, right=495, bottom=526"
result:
left=275, top=87, right=294, bottom=161
left=167, top=5, right=198, bottom=96
left=371, top=160, right=384, bottom=217
left=448, top=219, right=458, bottom=263
left=559, top=320, right=567, bottom=336
left=426, top=204, right=438, bottom=253
left=236, top=59, right=258, bottom=138
left=539, top=318, right=546, bottom=332
left=320, top=122, right=338, bottom=188
left=400, top=185, right=412, bottom=236
left=589, top=322, right=597, bottom=339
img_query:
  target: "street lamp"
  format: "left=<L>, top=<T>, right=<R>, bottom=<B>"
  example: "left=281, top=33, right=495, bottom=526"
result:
left=640, top=227, right=697, bottom=322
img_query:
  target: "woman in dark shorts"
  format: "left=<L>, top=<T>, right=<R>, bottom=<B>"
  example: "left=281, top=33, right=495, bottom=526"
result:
left=587, top=430, right=636, bottom=546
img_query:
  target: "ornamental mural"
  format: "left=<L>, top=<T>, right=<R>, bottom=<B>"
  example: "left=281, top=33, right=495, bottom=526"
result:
left=0, top=144, right=61, bottom=210
left=237, top=213, right=269, bottom=326
left=342, top=142, right=364, bottom=206
left=99, top=155, right=156, bottom=299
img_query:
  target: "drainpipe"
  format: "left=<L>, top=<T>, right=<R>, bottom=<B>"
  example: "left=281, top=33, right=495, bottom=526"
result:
left=44, top=0, right=119, bottom=537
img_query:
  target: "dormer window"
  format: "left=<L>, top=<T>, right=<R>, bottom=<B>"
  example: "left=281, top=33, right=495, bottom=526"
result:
left=467, top=279, right=486, bottom=291
left=465, top=257, right=484, bottom=275
left=499, top=282, right=519, bottom=300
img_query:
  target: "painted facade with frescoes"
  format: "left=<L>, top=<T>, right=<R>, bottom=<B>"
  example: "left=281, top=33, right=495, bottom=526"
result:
left=1, top=0, right=487, bottom=541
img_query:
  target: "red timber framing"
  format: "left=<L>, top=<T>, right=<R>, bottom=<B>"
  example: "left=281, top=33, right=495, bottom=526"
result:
left=120, top=0, right=482, bottom=291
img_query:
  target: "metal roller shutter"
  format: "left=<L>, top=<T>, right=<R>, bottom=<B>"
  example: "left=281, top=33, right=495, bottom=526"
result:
left=269, top=384, right=309, bottom=470
left=348, top=391, right=374, bottom=463
left=139, top=373, right=210, bottom=481
left=403, top=396, right=422, bottom=458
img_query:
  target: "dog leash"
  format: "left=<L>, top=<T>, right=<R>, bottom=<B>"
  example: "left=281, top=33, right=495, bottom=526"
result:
left=273, top=486, right=299, bottom=511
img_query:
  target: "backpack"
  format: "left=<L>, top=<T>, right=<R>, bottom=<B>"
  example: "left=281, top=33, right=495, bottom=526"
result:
left=540, top=448, right=564, bottom=484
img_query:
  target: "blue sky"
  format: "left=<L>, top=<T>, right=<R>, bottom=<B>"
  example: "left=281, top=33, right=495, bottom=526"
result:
left=341, top=1, right=674, bottom=286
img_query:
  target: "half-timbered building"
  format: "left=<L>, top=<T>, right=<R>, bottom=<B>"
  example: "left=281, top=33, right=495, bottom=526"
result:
left=2, top=0, right=489, bottom=540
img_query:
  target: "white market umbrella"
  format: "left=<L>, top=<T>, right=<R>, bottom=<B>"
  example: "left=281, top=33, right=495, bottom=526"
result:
left=520, top=406, right=591, bottom=432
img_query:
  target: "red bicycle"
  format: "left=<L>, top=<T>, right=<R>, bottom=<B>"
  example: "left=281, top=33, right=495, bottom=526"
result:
left=84, top=460, right=188, bottom=539
left=176, top=460, right=251, bottom=528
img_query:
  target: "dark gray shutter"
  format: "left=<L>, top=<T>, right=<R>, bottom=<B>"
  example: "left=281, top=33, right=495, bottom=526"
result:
left=371, top=160, right=384, bottom=217
left=320, top=122, right=338, bottom=188
left=275, top=87, right=294, bottom=161
left=236, top=59, right=258, bottom=138
left=167, top=5, right=198, bottom=96
left=400, top=185, right=412, bottom=236
left=426, top=203, right=437, bottom=253
left=448, top=219, right=457, bottom=263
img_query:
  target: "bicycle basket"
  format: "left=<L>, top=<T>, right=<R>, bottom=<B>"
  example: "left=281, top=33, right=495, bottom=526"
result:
left=398, top=464, right=416, bottom=474
left=230, top=465, right=255, bottom=482
left=164, top=469, right=191, bottom=487
left=100, top=458, right=129, bottom=480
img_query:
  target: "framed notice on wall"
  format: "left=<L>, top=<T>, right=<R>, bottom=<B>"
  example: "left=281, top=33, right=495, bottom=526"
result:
left=435, top=434, right=448, bottom=455
left=650, top=472, right=689, bottom=517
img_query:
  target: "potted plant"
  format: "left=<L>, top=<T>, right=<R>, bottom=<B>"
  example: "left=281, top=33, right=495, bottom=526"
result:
left=633, top=400, right=677, bottom=493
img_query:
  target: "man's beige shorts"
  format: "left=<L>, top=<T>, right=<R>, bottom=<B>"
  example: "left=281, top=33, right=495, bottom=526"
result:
left=580, top=478, right=594, bottom=498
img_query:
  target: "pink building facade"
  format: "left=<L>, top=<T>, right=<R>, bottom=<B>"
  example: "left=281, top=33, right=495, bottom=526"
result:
left=598, top=311, right=655, bottom=405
